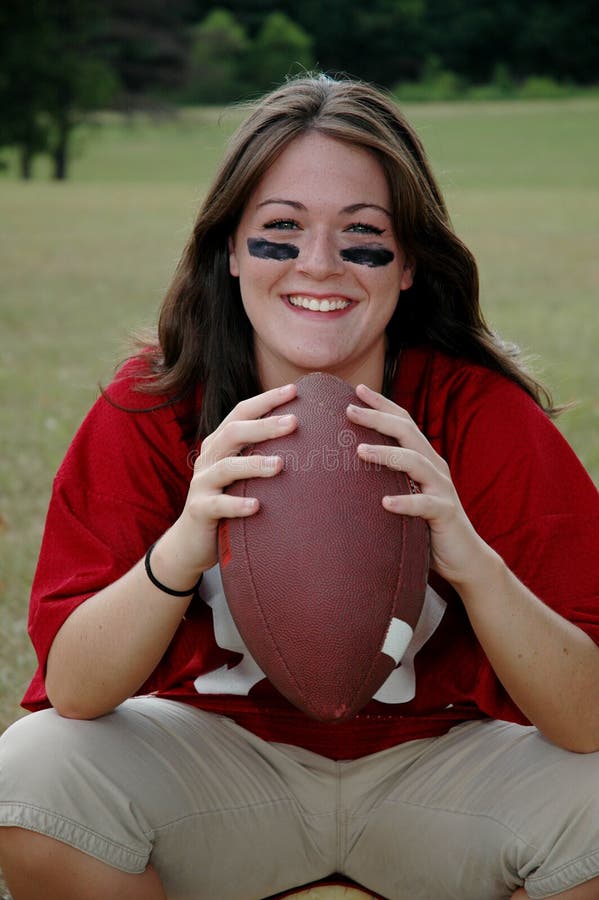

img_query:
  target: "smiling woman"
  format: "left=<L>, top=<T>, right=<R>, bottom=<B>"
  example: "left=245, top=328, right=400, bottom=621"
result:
left=0, top=75, right=598, bottom=900
left=227, top=132, right=412, bottom=391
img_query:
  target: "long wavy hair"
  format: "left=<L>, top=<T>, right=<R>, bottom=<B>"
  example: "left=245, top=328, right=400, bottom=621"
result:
left=133, top=74, right=556, bottom=436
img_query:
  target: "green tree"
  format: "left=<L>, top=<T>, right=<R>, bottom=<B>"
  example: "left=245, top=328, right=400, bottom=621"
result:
left=0, top=0, right=117, bottom=180
left=41, top=27, right=118, bottom=180
left=0, top=0, right=192, bottom=179
left=417, top=0, right=599, bottom=86
left=245, top=11, right=315, bottom=93
left=301, top=0, right=426, bottom=85
left=217, top=0, right=426, bottom=85
left=186, top=8, right=249, bottom=103
left=515, top=0, right=599, bottom=84
left=0, top=2, right=49, bottom=178
left=209, top=0, right=599, bottom=88
left=100, top=0, right=189, bottom=106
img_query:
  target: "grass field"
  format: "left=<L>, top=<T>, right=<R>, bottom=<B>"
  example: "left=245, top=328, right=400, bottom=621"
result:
left=1, top=98, right=598, bottom=742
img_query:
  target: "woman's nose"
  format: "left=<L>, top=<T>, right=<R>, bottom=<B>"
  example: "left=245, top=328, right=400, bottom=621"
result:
left=295, top=230, right=344, bottom=279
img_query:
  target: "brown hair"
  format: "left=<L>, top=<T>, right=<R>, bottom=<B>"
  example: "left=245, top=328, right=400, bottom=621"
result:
left=134, top=74, right=556, bottom=435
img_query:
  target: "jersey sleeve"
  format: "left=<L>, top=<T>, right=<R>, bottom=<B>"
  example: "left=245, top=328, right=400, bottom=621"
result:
left=22, top=358, right=196, bottom=709
left=446, top=371, right=598, bottom=627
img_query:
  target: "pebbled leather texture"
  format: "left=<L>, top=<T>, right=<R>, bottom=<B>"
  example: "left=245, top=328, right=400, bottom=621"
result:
left=219, top=373, right=429, bottom=721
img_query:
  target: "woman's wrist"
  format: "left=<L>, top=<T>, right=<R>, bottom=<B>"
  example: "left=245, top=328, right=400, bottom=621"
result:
left=145, top=543, right=202, bottom=596
left=447, top=537, right=506, bottom=601
left=147, top=529, right=206, bottom=595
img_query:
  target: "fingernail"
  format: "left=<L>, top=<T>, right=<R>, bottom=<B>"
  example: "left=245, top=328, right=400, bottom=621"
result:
left=279, top=383, right=294, bottom=394
left=277, top=415, right=294, bottom=426
left=261, top=456, right=280, bottom=469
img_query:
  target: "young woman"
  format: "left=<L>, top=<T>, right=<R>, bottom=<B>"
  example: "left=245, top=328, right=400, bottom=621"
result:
left=0, top=75, right=598, bottom=900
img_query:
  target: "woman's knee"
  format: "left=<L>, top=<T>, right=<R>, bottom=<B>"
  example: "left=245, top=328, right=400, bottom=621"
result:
left=0, top=708, right=154, bottom=877
left=0, top=828, right=167, bottom=900
left=0, top=823, right=29, bottom=857
left=0, top=709, right=92, bottom=790
left=0, top=826, right=61, bottom=881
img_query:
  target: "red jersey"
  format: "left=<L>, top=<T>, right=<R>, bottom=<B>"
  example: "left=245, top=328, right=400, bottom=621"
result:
left=22, top=346, right=599, bottom=759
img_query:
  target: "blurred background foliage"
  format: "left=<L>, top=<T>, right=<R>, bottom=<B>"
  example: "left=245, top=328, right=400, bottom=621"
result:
left=1, top=0, right=598, bottom=180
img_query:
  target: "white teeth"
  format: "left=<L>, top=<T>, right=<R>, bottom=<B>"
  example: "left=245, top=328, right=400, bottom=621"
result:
left=288, top=295, right=351, bottom=312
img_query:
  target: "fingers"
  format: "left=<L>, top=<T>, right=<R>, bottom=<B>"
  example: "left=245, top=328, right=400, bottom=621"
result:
left=354, top=382, right=407, bottom=414
left=356, top=443, right=454, bottom=525
left=348, top=383, right=446, bottom=471
left=200, top=414, right=297, bottom=466
left=175, top=385, right=299, bottom=572
left=356, top=443, right=448, bottom=491
left=185, top=384, right=300, bottom=534
left=350, top=384, right=455, bottom=528
left=186, top=453, right=284, bottom=524
left=218, top=382, right=297, bottom=433
left=200, top=383, right=298, bottom=464
left=196, top=452, right=283, bottom=492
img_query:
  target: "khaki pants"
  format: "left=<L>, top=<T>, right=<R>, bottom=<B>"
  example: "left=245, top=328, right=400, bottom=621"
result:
left=1, top=698, right=598, bottom=899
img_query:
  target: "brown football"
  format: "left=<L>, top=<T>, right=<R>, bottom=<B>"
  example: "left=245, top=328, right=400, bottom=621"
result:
left=218, top=372, right=429, bottom=722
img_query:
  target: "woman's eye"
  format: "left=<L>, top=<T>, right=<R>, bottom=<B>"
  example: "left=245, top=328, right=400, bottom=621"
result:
left=264, top=219, right=299, bottom=231
left=346, top=222, right=385, bottom=235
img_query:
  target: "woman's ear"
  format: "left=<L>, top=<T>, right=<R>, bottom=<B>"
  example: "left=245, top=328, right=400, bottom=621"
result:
left=400, top=258, right=415, bottom=291
left=228, top=236, right=240, bottom=278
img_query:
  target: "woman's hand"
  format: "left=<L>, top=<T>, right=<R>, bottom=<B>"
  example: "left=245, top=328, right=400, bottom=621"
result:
left=347, top=384, right=599, bottom=752
left=347, top=383, right=491, bottom=590
left=46, top=383, right=298, bottom=719
left=161, top=383, right=298, bottom=583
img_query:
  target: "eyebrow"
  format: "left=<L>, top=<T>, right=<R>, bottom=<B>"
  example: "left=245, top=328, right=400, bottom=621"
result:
left=255, top=199, right=392, bottom=217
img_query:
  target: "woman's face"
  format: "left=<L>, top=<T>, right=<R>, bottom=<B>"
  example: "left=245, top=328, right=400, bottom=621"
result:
left=229, top=131, right=414, bottom=390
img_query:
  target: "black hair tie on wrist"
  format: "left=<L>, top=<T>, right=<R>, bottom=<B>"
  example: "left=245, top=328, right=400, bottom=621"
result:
left=144, top=542, right=202, bottom=597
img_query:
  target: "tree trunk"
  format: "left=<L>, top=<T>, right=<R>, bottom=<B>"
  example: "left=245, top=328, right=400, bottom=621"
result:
left=19, top=145, right=33, bottom=180
left=52, top=116, right=69, bottom=180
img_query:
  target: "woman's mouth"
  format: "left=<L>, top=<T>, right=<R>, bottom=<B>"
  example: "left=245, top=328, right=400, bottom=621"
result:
left=286, top=295, right=352, bottom=313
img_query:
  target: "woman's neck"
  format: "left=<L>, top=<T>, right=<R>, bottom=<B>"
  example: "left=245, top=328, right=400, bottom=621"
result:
left=255, top=346, right=387, bottom=394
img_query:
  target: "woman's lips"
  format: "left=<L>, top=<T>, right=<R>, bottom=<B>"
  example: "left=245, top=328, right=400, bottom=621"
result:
left=285, top=294, right=354, bottom=314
